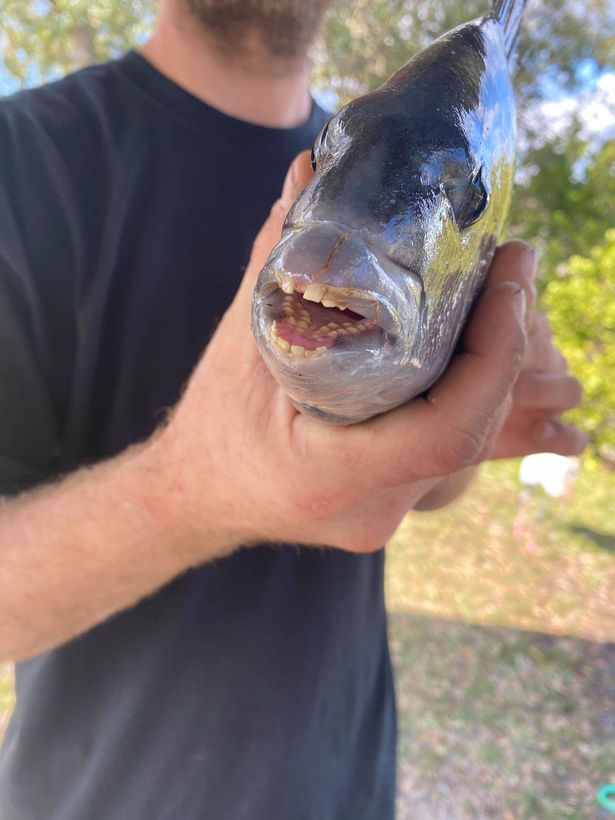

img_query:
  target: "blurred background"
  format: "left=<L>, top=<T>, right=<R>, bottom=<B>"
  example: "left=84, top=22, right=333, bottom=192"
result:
left=1, top=1, right=614, bottom=817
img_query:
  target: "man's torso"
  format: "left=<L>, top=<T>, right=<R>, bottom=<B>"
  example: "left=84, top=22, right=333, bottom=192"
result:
left=0, top=54, right=396, bottom=820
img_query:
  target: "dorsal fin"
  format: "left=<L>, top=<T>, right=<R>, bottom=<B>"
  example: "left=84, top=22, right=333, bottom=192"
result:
left=491, top=0, right=527, bottom=65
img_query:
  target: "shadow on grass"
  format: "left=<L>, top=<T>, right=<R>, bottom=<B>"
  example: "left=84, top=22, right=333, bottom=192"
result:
left=390, top=612, right=615, bottom=820
left=568, top=524, right=615, bottom=553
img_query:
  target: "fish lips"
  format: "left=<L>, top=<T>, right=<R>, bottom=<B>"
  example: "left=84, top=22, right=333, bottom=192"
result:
left=250, top=223, right=426, bottom=423
left=253, top=222, right=423, bottom=349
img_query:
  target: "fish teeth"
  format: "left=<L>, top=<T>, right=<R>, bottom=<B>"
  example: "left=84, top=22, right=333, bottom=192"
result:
left=322, top=297, right=349, bottom=309
left=274, top=336, right=290, bottom=353
left=278, top=276, right=295, bottom=294
left=303, top=284, right=326, bottom=303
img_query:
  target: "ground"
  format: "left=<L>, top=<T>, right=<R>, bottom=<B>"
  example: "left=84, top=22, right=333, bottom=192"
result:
left=1, top=459, right=613, bottom=817
left=387, top=459, right=615, bottom=818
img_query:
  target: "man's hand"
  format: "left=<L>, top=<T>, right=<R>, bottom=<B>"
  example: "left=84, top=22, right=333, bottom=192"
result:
left=415, top=243, right=588, bottom=510
left=0, top=151, right=570, bottom=661
left=153, top=152, right=531, bottom=553
left=485, top=243, right=587, bottom=460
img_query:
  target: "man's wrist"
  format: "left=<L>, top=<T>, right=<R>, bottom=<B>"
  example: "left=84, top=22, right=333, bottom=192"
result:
left=134, top=429, right=246, bottom=567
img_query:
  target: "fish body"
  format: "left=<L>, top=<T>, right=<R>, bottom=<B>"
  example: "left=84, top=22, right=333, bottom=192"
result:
left=251, top=0, right=525, bottom=424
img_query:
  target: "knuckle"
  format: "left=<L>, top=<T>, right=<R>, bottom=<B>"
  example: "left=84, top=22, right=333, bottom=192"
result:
left=434, top=425, right=486, bottom=475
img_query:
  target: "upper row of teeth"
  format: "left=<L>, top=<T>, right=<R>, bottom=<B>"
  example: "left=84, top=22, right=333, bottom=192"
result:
left=277, top=275, right=351, bottom=311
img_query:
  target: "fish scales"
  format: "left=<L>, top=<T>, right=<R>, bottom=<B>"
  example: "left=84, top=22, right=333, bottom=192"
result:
left=251, top=0, right=526, bottom=424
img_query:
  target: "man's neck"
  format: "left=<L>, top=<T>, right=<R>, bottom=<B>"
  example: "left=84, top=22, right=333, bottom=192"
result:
left=140, top=3, right=312, bottom=129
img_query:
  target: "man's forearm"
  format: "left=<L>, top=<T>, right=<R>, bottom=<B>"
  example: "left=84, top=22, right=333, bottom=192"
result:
left=0, top=438, right=233, bottom=663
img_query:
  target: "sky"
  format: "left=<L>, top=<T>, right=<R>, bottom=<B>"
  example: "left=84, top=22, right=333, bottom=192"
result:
left=531, top=61, right=615, bottom=147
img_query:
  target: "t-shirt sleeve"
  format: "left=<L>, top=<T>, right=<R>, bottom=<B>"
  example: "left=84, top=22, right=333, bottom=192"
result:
left=0, top=108, right=62, bottom=495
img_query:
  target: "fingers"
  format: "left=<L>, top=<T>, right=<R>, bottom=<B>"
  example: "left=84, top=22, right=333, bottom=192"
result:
left=525, top=311, right=568, bottom=373
left=354, top=281, right=527, bottom=484
left=486, top=241, right=537, bottom=330
left=512, top=371, right=583, bottom=412
left=490, top=417, right=589, bottom=459
left=528, top=418, right=589, bottom=456
left=281, top=149, right=314, bottom=205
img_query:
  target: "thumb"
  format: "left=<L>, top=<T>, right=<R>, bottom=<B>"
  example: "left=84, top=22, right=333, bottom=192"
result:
left=235, top=150, right=313, bottom=304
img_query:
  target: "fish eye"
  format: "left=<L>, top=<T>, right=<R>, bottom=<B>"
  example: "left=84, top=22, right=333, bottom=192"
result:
left=311, top=119, right=332, bottom=171
left=443, top=166, right=489, bottom=230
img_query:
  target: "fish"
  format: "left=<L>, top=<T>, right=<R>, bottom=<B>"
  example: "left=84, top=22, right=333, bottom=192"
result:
left=251, top=0, right=525, bottom=424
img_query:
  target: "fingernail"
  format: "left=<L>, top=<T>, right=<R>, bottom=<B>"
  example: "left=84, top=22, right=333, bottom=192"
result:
left=513, top=287, right=526, bottom=324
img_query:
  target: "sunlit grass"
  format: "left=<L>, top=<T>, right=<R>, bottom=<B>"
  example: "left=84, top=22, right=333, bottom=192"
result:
left=386, top=459, right=615, bottom=641
left=387, top=458, right=615, bottom=818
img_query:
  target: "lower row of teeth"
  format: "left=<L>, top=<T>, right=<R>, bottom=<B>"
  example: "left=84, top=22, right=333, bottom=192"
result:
left=271, top=313, right=378, bottom=357
left=270, top=322, right=326, bottom=357
left=271, top=295, right=377, bottom=357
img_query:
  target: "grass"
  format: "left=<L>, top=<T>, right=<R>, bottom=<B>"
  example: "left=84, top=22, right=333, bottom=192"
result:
left=386, top=459, right=615, bottom=641
left=391, top=615, right=614, bottom=819
left=1, top=460, right=613, bottom=817
left=387, top=459, right=615, bottom=819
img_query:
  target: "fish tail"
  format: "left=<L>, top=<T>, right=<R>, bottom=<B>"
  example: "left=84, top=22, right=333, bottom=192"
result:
left=491, top=0, right=526, bottom=64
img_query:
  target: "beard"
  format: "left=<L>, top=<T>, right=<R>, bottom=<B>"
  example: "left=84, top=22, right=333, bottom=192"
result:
left=184, top=0, right=333, bottom=60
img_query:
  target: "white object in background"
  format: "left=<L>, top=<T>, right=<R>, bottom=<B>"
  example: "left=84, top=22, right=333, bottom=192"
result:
left=518, top=453, right=580, bottom=498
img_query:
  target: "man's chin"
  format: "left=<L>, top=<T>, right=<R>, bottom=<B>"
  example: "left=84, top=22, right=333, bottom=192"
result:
left=183, top=0, right=333, bottom=59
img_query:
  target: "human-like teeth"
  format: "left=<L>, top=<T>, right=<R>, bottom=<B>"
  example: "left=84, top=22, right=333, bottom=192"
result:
left=279, top=277, right=295, bottom=294
left=322, top=298, right=349, bottom=310
left=274, top=336, right=290, bottom=352
left=303, top=284, right=326, bottom=303
left=271, top=322, right=329, bottom=358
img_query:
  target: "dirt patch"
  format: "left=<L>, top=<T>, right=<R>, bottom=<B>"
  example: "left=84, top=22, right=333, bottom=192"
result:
left=390, top=613, right=615, bottom=819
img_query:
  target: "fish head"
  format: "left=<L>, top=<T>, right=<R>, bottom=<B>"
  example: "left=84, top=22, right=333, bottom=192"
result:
left=251, top=98, right=494, bottom=424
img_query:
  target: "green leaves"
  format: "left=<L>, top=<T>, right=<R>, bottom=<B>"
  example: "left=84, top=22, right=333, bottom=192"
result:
left=511, top=139, right=615, bottom=280
left=0, top=0, right=155, bottom=87
left=543, top=231, right=615, bottom=466
left=314, top=0, right=615, bottom=109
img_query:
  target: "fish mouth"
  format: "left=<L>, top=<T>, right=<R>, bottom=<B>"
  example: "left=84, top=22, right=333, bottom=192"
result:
left=261, top=272, right=397, bottom=360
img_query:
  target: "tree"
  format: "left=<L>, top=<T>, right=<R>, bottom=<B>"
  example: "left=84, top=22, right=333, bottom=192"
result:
left=510, top=137, right=615, bottom=283
left=0, top=0, right=155, bottom=89
left=3, top=0, right=614, bottom=110
left=313, top=0, right=615, bottom=109
left=543, top=230, right=615, bottom=467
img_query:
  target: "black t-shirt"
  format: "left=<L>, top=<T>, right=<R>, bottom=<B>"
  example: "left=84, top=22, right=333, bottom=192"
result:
left=0, top=53, right=396, bottom=820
